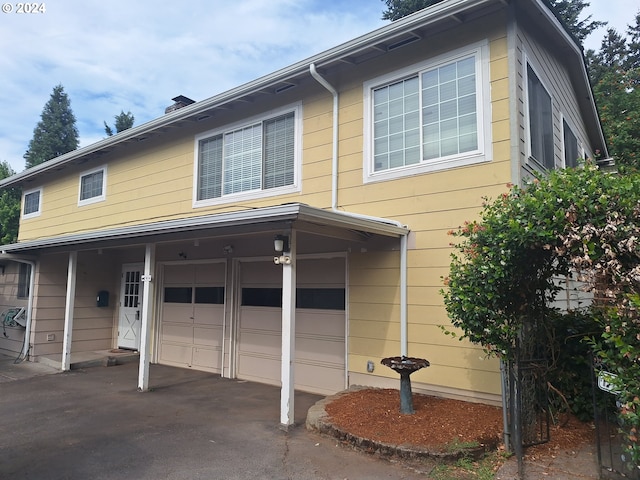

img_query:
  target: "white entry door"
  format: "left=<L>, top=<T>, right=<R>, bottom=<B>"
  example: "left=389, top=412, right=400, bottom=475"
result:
left=118, top=263, right=144, bottom=350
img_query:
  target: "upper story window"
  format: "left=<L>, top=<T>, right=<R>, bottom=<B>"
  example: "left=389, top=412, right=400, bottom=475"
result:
left=526, top=63, right=554, bottom=169
left=363, top=41, right=491, bottom=182
left=22, top=187, right=42, bottom=219
left=194, top=104, right=301, bottom=207
left=562, top=118, right=579, bottom=168
left=78, top=166, right=107, bottom=206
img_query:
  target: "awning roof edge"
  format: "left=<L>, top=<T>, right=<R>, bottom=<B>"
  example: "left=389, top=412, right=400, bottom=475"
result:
left=0, top=203, right=408, bottom=253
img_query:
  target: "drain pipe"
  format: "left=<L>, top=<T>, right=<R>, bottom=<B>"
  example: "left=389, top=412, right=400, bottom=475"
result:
left=1, top=255, right=36, bottom=362
left=309, top=63, right=409, bottom=356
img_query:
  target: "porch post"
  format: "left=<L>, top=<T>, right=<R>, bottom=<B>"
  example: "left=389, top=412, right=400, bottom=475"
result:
left=61, top=251, right=77, bottom=371
left=280, top=230, right=296, bottom=429
left=138, top=244, right=156, bottom=392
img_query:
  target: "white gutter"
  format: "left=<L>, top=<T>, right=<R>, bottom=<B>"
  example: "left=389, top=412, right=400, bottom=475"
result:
left=1, top=255, right=36, bottom=362
left=309, top=63, right=409, bottom=356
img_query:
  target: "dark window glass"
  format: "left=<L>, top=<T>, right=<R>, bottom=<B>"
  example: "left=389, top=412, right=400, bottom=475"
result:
left=195, top=287, right=225, bottom=304
left=242, top=288, right=282, bottom=307
left=17, top=263, right=31, bottom=298
left=297, top=288, right=345, bottom=310
left=164, top=287, right=192, bottom=303
left=527, top=64, right=554, bottom=169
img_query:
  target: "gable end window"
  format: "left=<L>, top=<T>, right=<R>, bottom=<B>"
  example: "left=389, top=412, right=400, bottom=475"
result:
left=526, top=64, right=554, bottom=169
left=22, top=188, right=42, bottom=218
left=78, top=166, right=107, bottom=206
left=194, top=105, right=301, bottom=206
left=364, top=42, right=491, bottom=182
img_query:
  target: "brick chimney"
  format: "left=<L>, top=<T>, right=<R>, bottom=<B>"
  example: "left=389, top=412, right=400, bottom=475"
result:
left=165, top=95, right=195, bottom=114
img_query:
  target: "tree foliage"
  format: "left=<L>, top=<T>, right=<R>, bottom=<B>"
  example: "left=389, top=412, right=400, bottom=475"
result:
left=23, top=85, right=79, bottom=169
left=588, top=14, right=640, bottom=171
left=0, top=161, right=20, bottom=245
left=104, top=110, right=135, bottom=136
left=443, top=164, right=640, bottom=468
left=381, top=0, right=442, bottom=21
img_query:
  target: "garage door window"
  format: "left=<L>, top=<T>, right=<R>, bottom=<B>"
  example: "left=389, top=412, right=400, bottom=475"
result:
left=165, top=286, right=224, bottom=304
left=242, top=287, right=345, bottom=310
left=195, top=287, right=225, bottom=304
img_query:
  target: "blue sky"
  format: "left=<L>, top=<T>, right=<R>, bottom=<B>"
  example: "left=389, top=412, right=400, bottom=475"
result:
left=0, top=0, right=636, bottom=174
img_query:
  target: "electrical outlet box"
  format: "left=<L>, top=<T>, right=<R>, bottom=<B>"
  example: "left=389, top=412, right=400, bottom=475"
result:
left=46, top=333, right=55, bottom=342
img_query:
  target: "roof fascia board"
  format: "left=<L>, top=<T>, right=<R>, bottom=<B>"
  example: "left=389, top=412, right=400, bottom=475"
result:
left=0, top=204, right=407, bottom=252
left=0, top=0, right=495, bottom=189
left=529, top=0, right=608, bottom=156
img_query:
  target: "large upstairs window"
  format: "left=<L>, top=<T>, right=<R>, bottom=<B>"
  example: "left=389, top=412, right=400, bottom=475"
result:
left=526, top=63, right=554, bottom=169
left=22, top=187, right=42, bottom=219
left=78, top=166, right=107, bottom=206
left=364, top=41, right=491, bottom=182
left=194, top=105, right=300, bottom=206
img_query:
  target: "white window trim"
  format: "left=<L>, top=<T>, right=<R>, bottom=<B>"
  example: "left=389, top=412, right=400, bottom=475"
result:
left=192, top=103, right=303, bottom=208
left=363, top=40, right=492, bottom=184
left=561, top=114, right=582, bottom=168
left=523, top=55, right=555, bottom=170
left=78, top=165, right=107, bottom=206
left=22, top=187, right=42, bottom=219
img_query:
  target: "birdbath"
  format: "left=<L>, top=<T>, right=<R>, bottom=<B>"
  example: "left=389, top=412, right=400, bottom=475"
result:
left=381, top=356, right=430, bottom=414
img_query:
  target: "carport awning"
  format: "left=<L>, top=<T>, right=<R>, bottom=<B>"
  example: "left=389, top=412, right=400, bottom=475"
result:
left=1, top=203, right=409, bottom=253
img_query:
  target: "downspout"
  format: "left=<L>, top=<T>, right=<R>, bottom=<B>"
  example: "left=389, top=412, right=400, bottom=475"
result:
left=309, top=63, right=409, bottom=356
left=1, top=255, right=36, bottom=363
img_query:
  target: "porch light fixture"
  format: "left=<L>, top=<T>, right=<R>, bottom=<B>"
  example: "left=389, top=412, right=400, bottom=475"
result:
left=273, top=235, right=289, bottom=253
left=273, top=234, right=291, bottom=265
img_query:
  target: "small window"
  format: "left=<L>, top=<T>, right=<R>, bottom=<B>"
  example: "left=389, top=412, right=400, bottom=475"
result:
left=164, top=287, right=192, bottom=303
left=563, top=119, right=579, bottom=168
left=22, top=188, right=42, bottom=218
left=17, top=263, right=31, bottom=298
left=78, top=166, right=106, bottom=206
left=242, top=288, right=282, bottom=307
left=297, top=288, right=345, bottom=310
left=527, top=64, right=554, bottom=169
left=195, top=287, right=225, bottom=304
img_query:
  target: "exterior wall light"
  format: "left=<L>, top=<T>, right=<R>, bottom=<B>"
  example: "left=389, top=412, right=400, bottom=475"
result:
left=274, top=235, right=291, bottom=265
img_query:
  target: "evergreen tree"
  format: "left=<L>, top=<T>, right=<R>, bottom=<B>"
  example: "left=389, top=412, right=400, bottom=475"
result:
left=104, top=110, right=135, bottom=136
left=381, top=0, right=604, bottom=46
left=0, top=161, right=20, bottom=245
left=23, top=85, right=79, bottom=169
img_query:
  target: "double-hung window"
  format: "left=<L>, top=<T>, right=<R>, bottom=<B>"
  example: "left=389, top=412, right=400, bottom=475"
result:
left=195, top=105, right=300, bottom=205
left=364, top=42, right=490, bottom=182
left=22, top=187, right=42, bottom=219
left=526, top=63, right=554, bottom=169
left=78, top=166, right=107, bottom=206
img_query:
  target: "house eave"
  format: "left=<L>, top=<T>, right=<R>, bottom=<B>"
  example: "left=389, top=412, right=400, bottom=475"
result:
left=0, top=203, right=408, bottom=253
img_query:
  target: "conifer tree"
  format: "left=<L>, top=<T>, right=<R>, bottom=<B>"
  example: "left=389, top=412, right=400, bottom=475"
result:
left=24, top=84, right=79, bottom=169
left=0, top=161, right=20, bottom=244
left=104, top=110, right=135, bottom=136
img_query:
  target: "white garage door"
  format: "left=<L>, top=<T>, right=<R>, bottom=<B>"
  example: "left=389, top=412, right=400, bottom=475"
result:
left=159, top=262, right=225, bottom=373
left=237, top=257, right=345, bottom=395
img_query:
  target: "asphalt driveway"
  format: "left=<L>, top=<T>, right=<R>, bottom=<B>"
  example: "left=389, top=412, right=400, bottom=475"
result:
left=0, top=360, right=424, bottom=479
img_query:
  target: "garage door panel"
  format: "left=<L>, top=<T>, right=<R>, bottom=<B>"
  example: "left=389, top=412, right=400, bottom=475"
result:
left=195, top=263, right=226, bottom=283
left=297, top=311, right=344, bottom=336
left=162, top=304, right=194, bottom=324
left=295, top=361, right=344, bottom=395
left=194, top=305, right=224, bottom=326
left=160, top=343, right=192, bottom=365
left=193, top=326, right=223, bottom=347
left=193, top=347, right=222, bottom=371
left=237, top=354, right=281, bottom=383
left=296, top=336, right=344, bottom=364
left=238, top=331, right=280, bottom=356
left=164, top=264, right=194, bottom=284
left=239, top=307, right=281, bottom=332
left=162, top=324, right=194, bottom=344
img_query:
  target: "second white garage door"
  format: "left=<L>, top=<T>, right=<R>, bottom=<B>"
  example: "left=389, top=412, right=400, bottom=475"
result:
left=237, top=257, right=346, bottom=395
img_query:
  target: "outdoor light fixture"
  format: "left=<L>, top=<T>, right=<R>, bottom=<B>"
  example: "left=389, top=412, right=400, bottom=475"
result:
left=273, top=235, right=291, bottom=265
left=273, top=235, right=289, bottom=253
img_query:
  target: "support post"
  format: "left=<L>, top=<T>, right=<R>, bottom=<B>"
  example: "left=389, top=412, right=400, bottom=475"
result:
left=62, top=251, right=77, bottom=371
left=280, top=230, right=296, bottom=429
left=138, top=244, right=156, bottom=392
